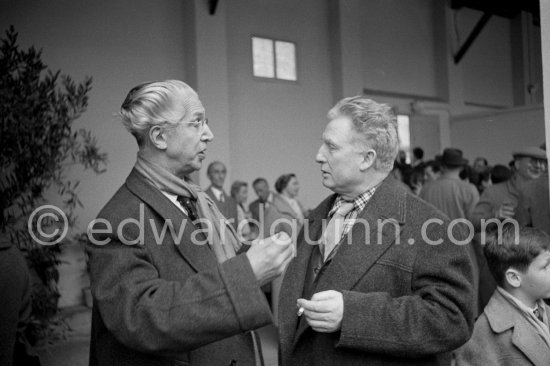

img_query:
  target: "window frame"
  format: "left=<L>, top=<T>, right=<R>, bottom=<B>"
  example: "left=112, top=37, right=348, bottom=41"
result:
left=251, top=35, right=298, bottom=83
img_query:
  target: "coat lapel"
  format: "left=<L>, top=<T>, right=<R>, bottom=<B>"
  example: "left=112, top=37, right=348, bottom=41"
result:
left=315, top=177, right=406, bottom=294
left=512, top=323, right=550, bottom=366
left=278, top=195, right=334, bottom=355
left=290, top=177, right=407, bottom=347
left=486, top=292, right=550, bottom=366
left=125, top=169, right=218, bottom=273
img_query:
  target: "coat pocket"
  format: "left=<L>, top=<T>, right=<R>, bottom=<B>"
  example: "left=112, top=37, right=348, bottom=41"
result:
left=355, top=259, right=413, bottom=296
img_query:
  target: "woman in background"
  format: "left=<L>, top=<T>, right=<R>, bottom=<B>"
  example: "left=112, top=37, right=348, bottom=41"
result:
left=264, top=173, right=306, bottom=236
left=263, top=173, right=307, bottom=324
left=230, top=180, right=254, bottom=241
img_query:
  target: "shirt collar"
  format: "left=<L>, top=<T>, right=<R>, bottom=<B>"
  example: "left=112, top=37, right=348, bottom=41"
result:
left=329, top=185, right=378, bottom=217
left=497, top=287, right=547, bottom=322
left=210, top=186, right=224, bottom=200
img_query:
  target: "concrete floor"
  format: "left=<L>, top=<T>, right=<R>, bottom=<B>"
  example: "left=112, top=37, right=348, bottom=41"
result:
left=36, top=306, right=279, bottom=366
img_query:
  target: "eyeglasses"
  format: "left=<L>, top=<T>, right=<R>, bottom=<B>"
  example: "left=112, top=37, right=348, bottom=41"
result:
left=525, top=157, right=546, bottom=166
left=183, top=117, right=209, bottom=130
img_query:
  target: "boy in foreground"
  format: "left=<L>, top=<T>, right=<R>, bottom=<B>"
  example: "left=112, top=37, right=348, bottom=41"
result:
left=456, top=224, right=550, bottom=366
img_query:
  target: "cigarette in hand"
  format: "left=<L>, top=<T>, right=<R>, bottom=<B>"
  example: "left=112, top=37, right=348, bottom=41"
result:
left=297, top=307, right=304, bottom=317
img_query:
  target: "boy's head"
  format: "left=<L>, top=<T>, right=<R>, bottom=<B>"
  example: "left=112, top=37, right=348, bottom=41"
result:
left=484, top=223, right=550, bottom=301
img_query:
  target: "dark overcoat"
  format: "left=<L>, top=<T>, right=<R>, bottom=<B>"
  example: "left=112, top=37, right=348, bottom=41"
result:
left=87, top=169, right=272, bottom=366
left=278, top=177, right=475, bottom=365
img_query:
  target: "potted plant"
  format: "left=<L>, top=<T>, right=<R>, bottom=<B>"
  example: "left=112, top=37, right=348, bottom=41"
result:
left=0, top=25, right=107, bottom=346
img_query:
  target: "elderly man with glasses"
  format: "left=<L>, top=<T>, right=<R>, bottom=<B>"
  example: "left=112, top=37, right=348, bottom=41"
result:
left=87, top=80, right=293, bottom=366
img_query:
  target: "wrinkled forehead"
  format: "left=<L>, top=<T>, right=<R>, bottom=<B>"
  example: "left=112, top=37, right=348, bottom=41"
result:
left=179, top=90, right=205, bottom=117
left=323, top=116, right=357, bottom=144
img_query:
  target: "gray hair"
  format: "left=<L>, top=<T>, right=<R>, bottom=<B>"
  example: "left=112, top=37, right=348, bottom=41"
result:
left=327, top=96, right=398, bottom=171
left=119, top=80, right=197, bottom=145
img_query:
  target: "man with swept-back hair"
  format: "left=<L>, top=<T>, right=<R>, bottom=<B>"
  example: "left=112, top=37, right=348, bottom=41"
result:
left=87, top=80, right=293, bottom=366
left=278, top=96, right=475, bottom=365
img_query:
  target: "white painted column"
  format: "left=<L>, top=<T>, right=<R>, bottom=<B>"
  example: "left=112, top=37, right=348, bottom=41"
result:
left=540, top=0, right=550, bottom=200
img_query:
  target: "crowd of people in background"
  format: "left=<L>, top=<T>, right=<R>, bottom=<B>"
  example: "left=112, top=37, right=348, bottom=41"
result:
left=391, top=144, right=550, bottom=317
left=394, top=146, right=518, bottom=198
left=204, top=162, right=309, bottom=243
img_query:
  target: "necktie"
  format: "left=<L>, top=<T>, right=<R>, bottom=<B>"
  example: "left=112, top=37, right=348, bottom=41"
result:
left=177, top=196, right=199, bottom=222
left=534, top=305, right=544, bottom=322
left=177, top=196, right=209, bottom=244
left=320, top=201, right=355, bottom=261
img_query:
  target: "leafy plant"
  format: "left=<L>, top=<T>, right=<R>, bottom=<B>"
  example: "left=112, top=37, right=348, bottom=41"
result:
left=0, top=25, right=108, bottom=345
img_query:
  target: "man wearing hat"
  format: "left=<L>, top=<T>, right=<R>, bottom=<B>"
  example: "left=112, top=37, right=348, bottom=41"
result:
left=420, top=148, right=480, bottom=222
left=470, top=146, right=547, bottom=230
left=515, top=145, right=549, bottom=234
left=420, top=148, right=481, bottom=316
left=471, top=145, right=547, bottom=313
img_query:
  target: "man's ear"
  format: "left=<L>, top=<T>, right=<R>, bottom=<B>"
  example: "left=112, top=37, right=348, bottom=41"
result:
left=505, top=268, right=522, bottom=288
left=359, top=149, right=377, bottom=171
left=149, top=125, right=168, bottom=150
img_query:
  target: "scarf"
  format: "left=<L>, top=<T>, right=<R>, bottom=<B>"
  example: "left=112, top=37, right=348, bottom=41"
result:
left=134, top=153, right=241, bottom=262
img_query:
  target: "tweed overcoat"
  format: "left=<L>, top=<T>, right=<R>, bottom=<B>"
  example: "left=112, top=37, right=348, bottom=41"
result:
left=278, top=176, right=475, bottom=366
left=87, top=169, right=272, bottom=366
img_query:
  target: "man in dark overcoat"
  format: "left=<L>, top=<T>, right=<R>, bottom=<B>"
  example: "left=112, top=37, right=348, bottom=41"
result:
left=278, top=96, right=475, bottom=366
left=87, top=80, right=293, bottom=366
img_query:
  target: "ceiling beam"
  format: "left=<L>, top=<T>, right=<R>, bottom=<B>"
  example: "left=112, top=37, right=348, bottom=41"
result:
left=454, top=12, right=492, bottom=64
left=208, top=0, right=219, bottom=15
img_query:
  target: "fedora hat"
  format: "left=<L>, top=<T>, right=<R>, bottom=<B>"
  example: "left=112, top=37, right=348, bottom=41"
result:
left=441, top=148, right=468, bottom=167
left=512, top=146, right=547, bottom=160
